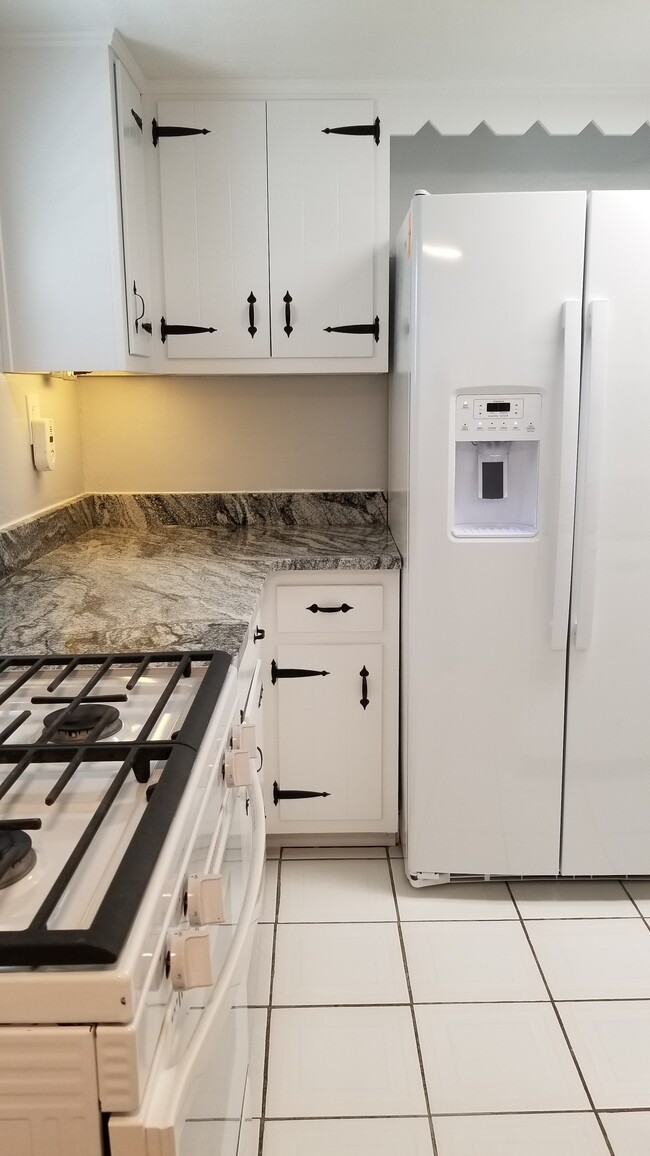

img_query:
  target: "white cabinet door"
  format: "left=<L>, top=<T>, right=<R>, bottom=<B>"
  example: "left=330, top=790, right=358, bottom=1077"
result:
left=114, top=61, right=152, bottom=357
left=274, top=643, right=383, bottom=822
left=267, top=100, right=377, bottom=359
left=158, top=101, right=270, bottom=358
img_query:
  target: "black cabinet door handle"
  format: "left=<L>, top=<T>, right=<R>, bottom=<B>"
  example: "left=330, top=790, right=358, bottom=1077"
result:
left=133, top=281, right=147, bottom=333
left=271, top=660, right=329, bottom=684
left=273, top=781, right=330, bottom=805
left=247, top=292, right=257, bottom=338
left=283, top=291, right=293, bottom=337
left=360, top=665, right=369, bottom=710
left=306, top=603, right=353, bottom=614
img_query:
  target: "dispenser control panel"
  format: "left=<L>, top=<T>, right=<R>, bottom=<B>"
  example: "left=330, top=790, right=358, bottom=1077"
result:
left=455, top=394, right=542, bottom=440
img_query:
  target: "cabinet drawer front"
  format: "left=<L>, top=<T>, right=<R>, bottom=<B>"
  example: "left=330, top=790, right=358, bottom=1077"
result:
left=276, top=585, right=383, bottom=633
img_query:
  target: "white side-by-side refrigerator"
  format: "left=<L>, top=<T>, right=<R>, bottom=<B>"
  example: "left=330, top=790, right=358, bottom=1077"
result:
left=389, top=189, right=650, bottom=883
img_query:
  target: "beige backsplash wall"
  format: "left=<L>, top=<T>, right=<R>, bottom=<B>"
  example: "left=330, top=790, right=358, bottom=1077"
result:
left=78, top=374, right=388, bottom=493
left=0, top=373, right=84, bottom=528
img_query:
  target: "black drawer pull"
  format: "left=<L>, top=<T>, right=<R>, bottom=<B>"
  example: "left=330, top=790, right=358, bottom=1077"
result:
left=360, top=665, right=369, bottom=710
left=306, top=603, right=353, bottom=614
left=253, top=627, right=265, bottom=642
left=273, top=781, right=330, bottom=805
left=271, top=660, right=329, bottom=685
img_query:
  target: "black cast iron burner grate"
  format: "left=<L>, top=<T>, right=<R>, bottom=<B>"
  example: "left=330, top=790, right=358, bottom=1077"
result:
left=0, top=649, right=231, bottom=968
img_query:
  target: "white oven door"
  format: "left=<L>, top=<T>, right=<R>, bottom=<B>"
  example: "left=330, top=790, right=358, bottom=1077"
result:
left=108, top=772, right=265, bottom=1156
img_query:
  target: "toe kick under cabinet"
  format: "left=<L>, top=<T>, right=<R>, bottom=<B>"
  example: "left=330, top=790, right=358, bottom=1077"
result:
left=260, top=571, right=398, bottom=837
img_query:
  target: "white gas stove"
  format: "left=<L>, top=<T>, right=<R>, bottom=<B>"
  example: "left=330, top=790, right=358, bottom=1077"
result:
left=0, top=650, right=266, bottom=1156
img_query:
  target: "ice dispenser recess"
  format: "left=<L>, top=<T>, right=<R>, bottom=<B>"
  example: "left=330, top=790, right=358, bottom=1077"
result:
left=453, top=394, right=541, bottom=537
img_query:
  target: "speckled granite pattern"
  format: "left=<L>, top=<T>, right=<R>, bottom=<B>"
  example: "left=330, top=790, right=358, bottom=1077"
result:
left=89, top=491, right=388, bottom=530
left=0, top=496, right=95, bottom=581
left=0, top=492, right=388, bottom=578
left=0, top=524, right=400, bottom=659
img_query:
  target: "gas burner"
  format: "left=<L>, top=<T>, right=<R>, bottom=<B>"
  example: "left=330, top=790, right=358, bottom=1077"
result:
left=0, top=830, right=36, bottom=890
left=42, top=704, right=122, bottom=743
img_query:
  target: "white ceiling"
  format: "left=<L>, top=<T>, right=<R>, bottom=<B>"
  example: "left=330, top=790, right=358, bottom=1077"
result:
left=0, top=0, right=649, bottom=87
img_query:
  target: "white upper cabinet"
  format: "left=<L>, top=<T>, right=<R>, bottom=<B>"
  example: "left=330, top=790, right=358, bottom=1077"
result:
left=152, top=97, right=386, bottom=373
left=114, top=61, right=153, bottom=357
left=157, top=101, right=270, bottom=359
left=267, top=100, right=378, bottom=360
left=0, top=44, right=150, bottom=373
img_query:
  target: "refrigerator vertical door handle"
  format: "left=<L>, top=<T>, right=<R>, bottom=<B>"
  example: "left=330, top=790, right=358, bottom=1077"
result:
left=551, top=300, right=583, bottom=650
left=573, top=299, right=610, bottom=651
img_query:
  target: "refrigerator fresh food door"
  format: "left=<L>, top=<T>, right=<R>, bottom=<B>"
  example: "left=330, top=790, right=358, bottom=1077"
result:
left=562, top=191, right=650, bottom=875
left=402, top=191, right=587, bottom=880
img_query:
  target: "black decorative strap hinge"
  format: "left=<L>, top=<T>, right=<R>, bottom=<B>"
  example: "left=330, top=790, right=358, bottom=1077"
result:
left=160, top=317, right=217, bottom=343
left=273, top=781, right=331, bottom=805
left=271, top=660, right=329, bottom=685
left=324, top=316, right=380, bottom=343
left=322, top=116, right=380, bottom=146
left=131, top=109, right=143, bottom=132
left=152, top=119, right=211, bottom=147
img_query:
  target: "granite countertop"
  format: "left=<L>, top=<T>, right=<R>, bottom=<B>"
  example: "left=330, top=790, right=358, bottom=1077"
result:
left=0, top=523, right=400, bottom=661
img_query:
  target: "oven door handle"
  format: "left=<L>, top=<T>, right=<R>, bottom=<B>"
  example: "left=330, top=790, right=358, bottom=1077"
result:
left=108, top=773, right=266, bottom=1154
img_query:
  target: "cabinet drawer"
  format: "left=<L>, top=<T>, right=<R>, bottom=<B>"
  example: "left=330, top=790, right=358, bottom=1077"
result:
left=276, top=585, right=383, bottom=633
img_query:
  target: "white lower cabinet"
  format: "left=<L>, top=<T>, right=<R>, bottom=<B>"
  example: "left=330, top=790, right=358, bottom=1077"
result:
left=260, top=572, right=398, bottom=837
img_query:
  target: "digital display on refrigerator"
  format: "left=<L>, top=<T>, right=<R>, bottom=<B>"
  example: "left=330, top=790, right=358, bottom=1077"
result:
left=486, top=402, right=511, bottom=412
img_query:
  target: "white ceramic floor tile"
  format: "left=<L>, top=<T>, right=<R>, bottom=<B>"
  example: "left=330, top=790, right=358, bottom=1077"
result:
left=262, top=1118, right=432, bottom=1156
left=265, top=1006, right=426, bottom=1117
left=512, top=880, right=637, bottom=920
left=244, top=1118, right=260, bottom=1156
left=281, top=845, right=387, bottom=859
left=259, top=861, right=278, bottom=923
left=624, top=882, right=650, bottom=917
left=416, top=1003, right=589, bottom=1113
left=183, top=1120, right=241, bottom=1155
left=402, top=919, right=547, bottom=1002
left=600, top=1111, right=650, bottom=1156
left=433, top=1113, right=609, bottom=1156
left=247, top=923, right=274, bottom=1006
left=273, top=922, right=408, bottom=1005
left=247, top=1007, right=268, bottom=1117
left=559, top=1002, right=650, bottom=1108
left=278, top=860, right=396, bottom=923
left=393, top=868, right=518, bottom=921
left=527, top=919, right=650, bottom=999
left=388, top=843, right=403, bottom=857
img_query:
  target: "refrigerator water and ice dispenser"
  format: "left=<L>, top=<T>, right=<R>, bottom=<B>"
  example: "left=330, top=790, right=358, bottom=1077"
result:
left=453, top=394, right=542, bottom=536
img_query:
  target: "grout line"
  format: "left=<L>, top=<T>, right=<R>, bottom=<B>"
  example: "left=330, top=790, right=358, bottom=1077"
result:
left=619, top=880, right=650, bottom=925
left=506, top=882, right=617, bottom=1156
left=259, top=1107, right=620, bottom=1121
left=257, top=849, right=283, bottom=1156
left=387, top=849, right=440, bottom=1156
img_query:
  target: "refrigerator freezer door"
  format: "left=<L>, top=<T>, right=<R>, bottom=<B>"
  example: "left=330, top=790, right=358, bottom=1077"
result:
left=562, top=191, right=650, bottom=875
left=402, top=191, right=586, bottom=879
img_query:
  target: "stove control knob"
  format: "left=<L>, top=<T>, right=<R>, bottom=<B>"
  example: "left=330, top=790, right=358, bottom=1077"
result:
left=232, top=722, right=257, bottom=754
left=225, top=748, right=252, bottom=788
left=186, top=873, right=225, bottom=927
left=166, top=928, right=213, bottom=991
